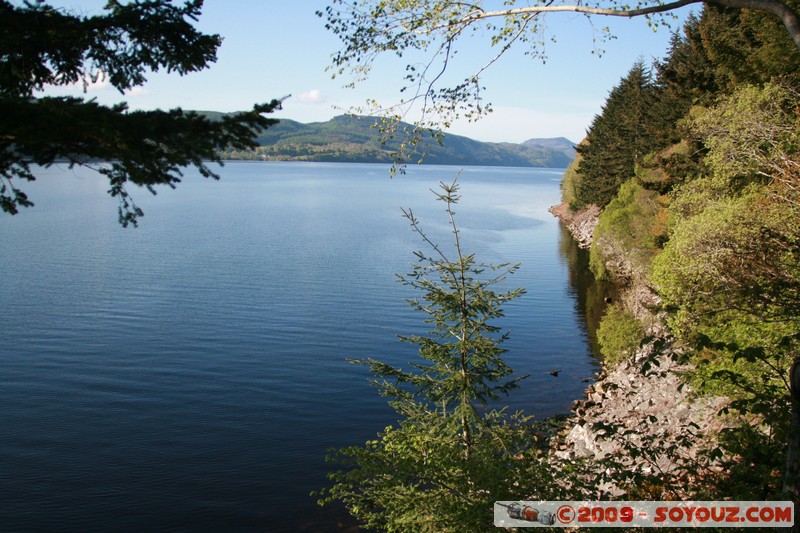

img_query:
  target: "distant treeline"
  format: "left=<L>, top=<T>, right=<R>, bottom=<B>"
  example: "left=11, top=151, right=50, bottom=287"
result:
left=214, top=114, right=577, bottom=168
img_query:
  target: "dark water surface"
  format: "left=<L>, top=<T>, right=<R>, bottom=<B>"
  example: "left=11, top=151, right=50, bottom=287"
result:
left=0, top=162, right=600, bottom=531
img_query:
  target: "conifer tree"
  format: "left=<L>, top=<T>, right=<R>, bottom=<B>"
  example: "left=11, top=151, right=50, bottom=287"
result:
left=575, top=60, right=659, bottom=207
left=698, top=3, right=800, bottom=89
left=317, top=178, right=580, bottom=531
left=319, top=0, right=800, bottom=151
left=649, top=14, right=720, bottom=150
left=656, top=15, right=720, bottom=108
left=363, top=178, right=525, bottom=457
left=0, top=0, right=280, bottom=226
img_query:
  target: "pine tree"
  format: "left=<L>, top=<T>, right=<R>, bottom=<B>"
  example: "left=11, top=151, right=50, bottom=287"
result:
left=650, top=14, right=720, bottom=149
left=316, top=178, right=578, bottom=531
left=575, top=60, right=658, bottom=207
left=656, top=15, right=720, bottom=108
left=698, top=3, right=800, bottom=89
left=364, top=177, right=525, bottom=458
left=0, top=1, right=280, bottom=226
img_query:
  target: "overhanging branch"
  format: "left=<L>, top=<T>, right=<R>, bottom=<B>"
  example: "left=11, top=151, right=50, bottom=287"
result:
left=440, top=0, right=800, bottom=50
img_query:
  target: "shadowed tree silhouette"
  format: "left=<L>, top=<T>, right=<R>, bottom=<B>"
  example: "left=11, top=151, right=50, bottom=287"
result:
left=0, top=0, right=281, bottom=226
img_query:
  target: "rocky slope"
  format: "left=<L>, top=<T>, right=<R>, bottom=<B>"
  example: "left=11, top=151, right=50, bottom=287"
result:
left=548, top=203, right=601, bottom=249
left=549, top=204, right=726, bottom=495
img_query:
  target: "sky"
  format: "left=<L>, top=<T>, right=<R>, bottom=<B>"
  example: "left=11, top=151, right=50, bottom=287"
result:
left=38, top=1, right=698, bottom=144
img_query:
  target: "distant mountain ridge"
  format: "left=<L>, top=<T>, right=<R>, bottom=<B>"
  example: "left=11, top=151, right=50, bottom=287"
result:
left=212, top=113, right=576, bottom=168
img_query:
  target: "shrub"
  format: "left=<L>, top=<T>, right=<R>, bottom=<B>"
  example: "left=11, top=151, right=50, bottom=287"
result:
left=560, top=148, right=584, bottom=209
left=596, top=303, right=644, bottom=367
left=589, top=180, right=668, bottom=279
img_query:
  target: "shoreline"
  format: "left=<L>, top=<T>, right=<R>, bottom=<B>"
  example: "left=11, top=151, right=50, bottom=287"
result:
left=548, top=203, right=601, bottom=249
left=547, top=203, right=725, bottom=493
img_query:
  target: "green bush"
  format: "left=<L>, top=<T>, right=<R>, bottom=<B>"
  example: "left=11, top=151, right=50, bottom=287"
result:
left=589, top=180, right=668, bottom=279
left=596, top=303, right=644, bottom=368
left=560, top=152, right=583, bottom=209
left=634, top=140, right=698, bottom=194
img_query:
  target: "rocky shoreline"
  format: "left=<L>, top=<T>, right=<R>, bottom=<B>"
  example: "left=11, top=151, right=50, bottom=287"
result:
left=548, top=203, right=725, bottom=493
left=548, top=203, right=601, bottom=249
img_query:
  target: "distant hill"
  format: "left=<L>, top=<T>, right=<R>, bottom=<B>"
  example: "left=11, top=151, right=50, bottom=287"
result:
left=211, top=113, right=576, bottom=168
left=491, top=137, right=578, bottom=169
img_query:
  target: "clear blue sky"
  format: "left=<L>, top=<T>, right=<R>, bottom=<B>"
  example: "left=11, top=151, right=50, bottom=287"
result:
left=39, top=1, right=697, bottom=143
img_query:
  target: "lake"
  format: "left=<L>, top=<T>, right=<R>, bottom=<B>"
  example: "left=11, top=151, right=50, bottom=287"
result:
left=0, top=162, right=603, bottom=531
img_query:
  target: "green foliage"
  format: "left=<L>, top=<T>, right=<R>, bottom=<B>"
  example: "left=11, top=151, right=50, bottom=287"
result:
left=317, top=178, right=596, bottom=531
left=319, top=0, right=800, bottom=161
left=653, top=186, right=800, bottom=352
left=0, top=0, right=279, bottom=226
left=565, top=9, right=800, bottom=209
left=687, top=81, right=800, bottom=193
left=320, top=0, right=559, bottom=142
left=369, top=179, right=527, bottom=422
left=554, top=2, right=800, bottom=507
left=635, top=140, right=705, bottom=195
left=655, top=194, right=799, bottom=413
left=559, top=149, right=583, bottom=209
left=698, top=4, right=800, bottom=90
left=1, top=97, right=281, bottom=226
left=655, top=14, right=721, bottom=109
left=318, top=409, right=583, bottom=532
left=651, top=80, right=800, bottom=501
left=315, top=0, right=800, bottom=513
left=644, top=15, right=720, bottom=154
left=658, top=81, right=800, bottom=339
left=0, top=0, right=218, bottom=96
left=576, top=61, right=663, bottom=207
left=596, top=303, right=644, bottom=367
left=589, top=180, right=667, bottom=279
left=562, top=17, right=713, bottom=207
left=688, top=334, right=793, bottom=501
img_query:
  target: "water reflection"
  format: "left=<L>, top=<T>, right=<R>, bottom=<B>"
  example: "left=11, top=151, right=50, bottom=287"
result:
left=556, top=224, right=618, bottom=360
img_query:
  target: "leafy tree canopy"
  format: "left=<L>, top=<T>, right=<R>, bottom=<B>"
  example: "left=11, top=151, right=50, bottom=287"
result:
left=647, top=80, right=800, bottom=498
left=1, top=0, right=281, bottom=226
left=320, top=0, right=800, bottom=159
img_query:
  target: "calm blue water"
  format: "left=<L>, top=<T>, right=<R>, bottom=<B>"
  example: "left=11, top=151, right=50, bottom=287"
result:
left=0, top=162, right=597, bottom=531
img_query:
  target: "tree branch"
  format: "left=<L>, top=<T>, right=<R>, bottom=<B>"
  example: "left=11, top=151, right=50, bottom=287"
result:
left=447, top=0, right=701, bottom=24
left=409, top=0, right=800, bottom=50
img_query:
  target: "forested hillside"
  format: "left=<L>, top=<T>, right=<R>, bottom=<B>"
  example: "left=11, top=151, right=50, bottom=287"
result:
left=219, top=114, right=576, bottom=168
left=558, top=3, right=800, bottom=501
